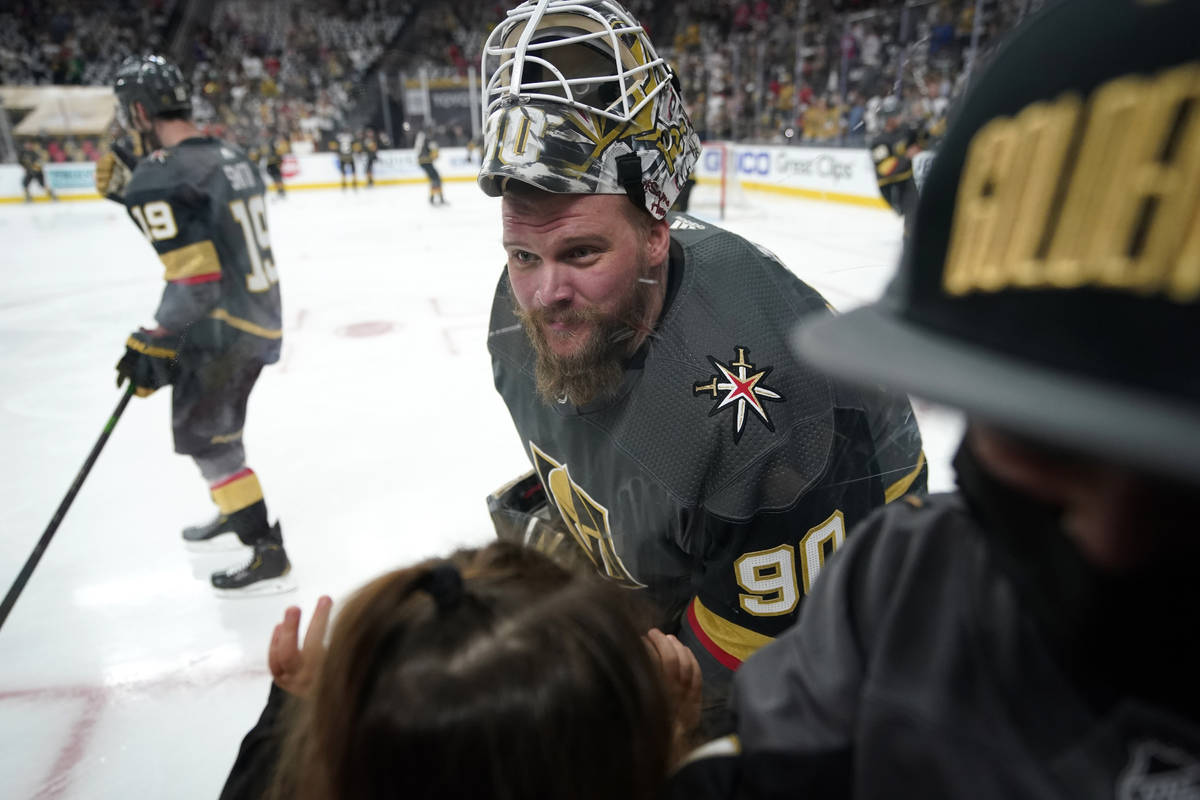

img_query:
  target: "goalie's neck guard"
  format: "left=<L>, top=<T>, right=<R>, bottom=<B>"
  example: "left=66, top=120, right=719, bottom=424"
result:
left=477, top=0, right=700, bottom=220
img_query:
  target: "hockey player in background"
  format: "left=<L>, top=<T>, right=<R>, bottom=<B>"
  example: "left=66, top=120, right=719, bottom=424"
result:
left=264, top=132, right=287, bottom=198
left=414, top=128, right=445, bottom=205
left=362, top=128, right=379, bottom=188
left=466, top=133, right=483, bottom=164
left=94, top=54, right=292, bottom=595
left=332, top=130, right=358, bottom=191
left=673, top=0, right=1200, bottom=794
left=479, top=0, right=926, bottom=732
left=868, top=95, right=922, bottom=228
left=19, top=140, right=57, bottom=202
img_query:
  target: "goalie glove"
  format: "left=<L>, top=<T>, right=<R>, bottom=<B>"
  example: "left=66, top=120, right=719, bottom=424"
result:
left=116, top=329, right=180, bottom=397
left=486, top=470, right=582, bottom=562
left=95, top=150, right=133, bottom=202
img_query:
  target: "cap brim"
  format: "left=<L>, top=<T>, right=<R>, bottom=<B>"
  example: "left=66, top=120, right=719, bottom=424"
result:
left=795, top=307, right=1200, bottom=484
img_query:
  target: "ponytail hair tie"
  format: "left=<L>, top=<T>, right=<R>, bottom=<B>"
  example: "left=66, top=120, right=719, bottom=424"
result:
left=416, top=563, right=464, bottom=613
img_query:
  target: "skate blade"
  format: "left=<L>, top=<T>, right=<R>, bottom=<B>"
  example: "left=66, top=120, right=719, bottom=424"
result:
left=211, top=574, right=298, bottom=598
left=184, top=532, right=247, bottom=553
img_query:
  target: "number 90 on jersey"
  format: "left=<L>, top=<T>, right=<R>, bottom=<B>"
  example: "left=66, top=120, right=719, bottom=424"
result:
left=734, top=510, right=845, bottom=616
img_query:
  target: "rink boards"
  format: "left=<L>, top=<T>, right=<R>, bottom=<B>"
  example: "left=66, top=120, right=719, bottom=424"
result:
left=1, top=144, right=889, bottom=209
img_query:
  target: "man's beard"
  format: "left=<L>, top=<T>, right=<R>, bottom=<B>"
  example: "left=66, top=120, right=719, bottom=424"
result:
left=513, top=265, right=659, bottom=407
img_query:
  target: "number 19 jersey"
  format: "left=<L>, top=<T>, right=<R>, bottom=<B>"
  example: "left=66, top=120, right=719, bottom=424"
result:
left=123, top=137, right=282, bottom=362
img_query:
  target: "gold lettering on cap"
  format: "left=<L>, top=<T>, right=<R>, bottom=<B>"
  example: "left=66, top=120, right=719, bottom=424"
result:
left=943, top=97, right=1083, bottom=294
left=1143, top=66, right=1200, bottom=301
left=1042, top=78, right=1140, bottom=287
left=1003, top=97, right=1082, bottom=287
left=1090, top=66, right=1199, bottom=292
left=943, top=63, right=1200, bottom=301
left=943, top=116, right=1019, bottom=294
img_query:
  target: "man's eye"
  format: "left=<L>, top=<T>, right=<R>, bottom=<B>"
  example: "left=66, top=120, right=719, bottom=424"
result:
left=511, top=250, right=536, bottom=264
left=568, top=247, right=595, bottom=259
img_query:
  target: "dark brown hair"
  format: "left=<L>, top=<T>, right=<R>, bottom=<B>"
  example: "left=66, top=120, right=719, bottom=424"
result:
left=273, top=542, right=671, bottom=800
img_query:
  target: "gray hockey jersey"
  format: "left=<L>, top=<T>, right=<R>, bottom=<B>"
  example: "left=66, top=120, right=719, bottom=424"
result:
left=123, top=137, right=282, bottom=361
left=488, top=214, right=926, bottom=684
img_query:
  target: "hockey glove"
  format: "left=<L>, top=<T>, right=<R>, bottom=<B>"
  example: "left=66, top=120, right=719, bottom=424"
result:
left=116, top=329, right=180, bottom=397
left=486, top=471, right=589, bottom=569
left=95, top=150, right=133, bottom=203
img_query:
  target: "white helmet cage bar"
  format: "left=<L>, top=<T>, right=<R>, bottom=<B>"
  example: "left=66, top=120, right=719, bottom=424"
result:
left=480, top=0, right=670, bottom=131
left=477, top=0, right=700, bottom=218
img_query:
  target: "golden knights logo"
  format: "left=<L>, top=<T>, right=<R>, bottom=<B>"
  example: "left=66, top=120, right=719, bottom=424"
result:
left=529, top=442, right=645, bottom=589
left=694, top=346, right=785, bottom=443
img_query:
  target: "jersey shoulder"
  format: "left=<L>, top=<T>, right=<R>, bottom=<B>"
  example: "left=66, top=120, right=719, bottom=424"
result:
left=670, top=218, right=832, bottom=316
left=126, top=138, right=223, bottom=198
left=624, top=223, right=841, bottom=514
left=125, top=152, right=189, bottom=203
left=128, top=138, right=263, bottom=203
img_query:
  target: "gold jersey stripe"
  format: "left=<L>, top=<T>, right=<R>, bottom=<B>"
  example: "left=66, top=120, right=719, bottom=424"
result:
left=160, top=240, right=222, bottom=281
left=211, top=471, right=264, bottom=514
left=877, top=169, right=914, bottom=187
left=210, top=428, right=244, bottom=445
left=208, top=308, right=283, bottom=340
left=691, top=596, right=775, bottom=663
left=884, top=450, right=927, bottom=504
left=125, top=335, right=176, bottom=359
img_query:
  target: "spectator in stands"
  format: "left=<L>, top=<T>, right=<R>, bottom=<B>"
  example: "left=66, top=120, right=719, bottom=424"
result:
left=2, top=0, right=406, bottom=160
left=2, top=0, right=1038, bottom=157
left=845, top=91, right=866, bottom=145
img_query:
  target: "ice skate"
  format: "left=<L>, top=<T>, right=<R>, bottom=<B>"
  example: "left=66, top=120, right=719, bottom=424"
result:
left=211, top=524, right=295, bottom=597
left=182, top=501, right=266, bottom=552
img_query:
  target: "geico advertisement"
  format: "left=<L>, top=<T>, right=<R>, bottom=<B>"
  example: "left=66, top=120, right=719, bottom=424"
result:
left=697, top=144, right=878, bottom=198
left=770, top=150, right=859, bottom=185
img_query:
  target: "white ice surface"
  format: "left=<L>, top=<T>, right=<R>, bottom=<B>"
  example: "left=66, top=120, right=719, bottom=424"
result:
left=0, top=184, right=962, bottom=800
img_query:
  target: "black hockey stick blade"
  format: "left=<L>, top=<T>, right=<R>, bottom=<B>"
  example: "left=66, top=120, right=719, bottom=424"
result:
left=0, top=384, right=136, bottom=632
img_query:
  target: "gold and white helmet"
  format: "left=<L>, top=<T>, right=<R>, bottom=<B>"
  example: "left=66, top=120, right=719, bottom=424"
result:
left=478, top=0, right=700, bottom=219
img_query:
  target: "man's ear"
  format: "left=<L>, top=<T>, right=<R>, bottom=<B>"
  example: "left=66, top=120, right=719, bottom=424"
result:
left=132, top=102, right=152, bottom=131
left=646, top=217, right=671, bottom=267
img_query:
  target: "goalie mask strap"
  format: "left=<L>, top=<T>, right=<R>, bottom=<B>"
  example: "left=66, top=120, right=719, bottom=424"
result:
left=616, top=152, right=644, bottom=212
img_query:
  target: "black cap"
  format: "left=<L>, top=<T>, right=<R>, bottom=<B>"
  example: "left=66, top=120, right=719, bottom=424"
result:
left=795, top=0, right=1200, bottom=483
left=113, top=54, right=192, bottom=123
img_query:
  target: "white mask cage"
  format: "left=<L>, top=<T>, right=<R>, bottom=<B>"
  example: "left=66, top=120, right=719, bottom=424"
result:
left=480, top=0, right=671, bottom=133
left=476, top=0, right=700, bottom=218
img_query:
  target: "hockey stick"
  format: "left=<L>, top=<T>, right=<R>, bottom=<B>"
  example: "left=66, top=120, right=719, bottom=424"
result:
left=0, top=383, right=136, bottom=632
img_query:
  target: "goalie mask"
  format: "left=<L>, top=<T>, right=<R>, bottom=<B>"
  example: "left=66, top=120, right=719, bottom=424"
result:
left=478, top=0, right=700, bottom=219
